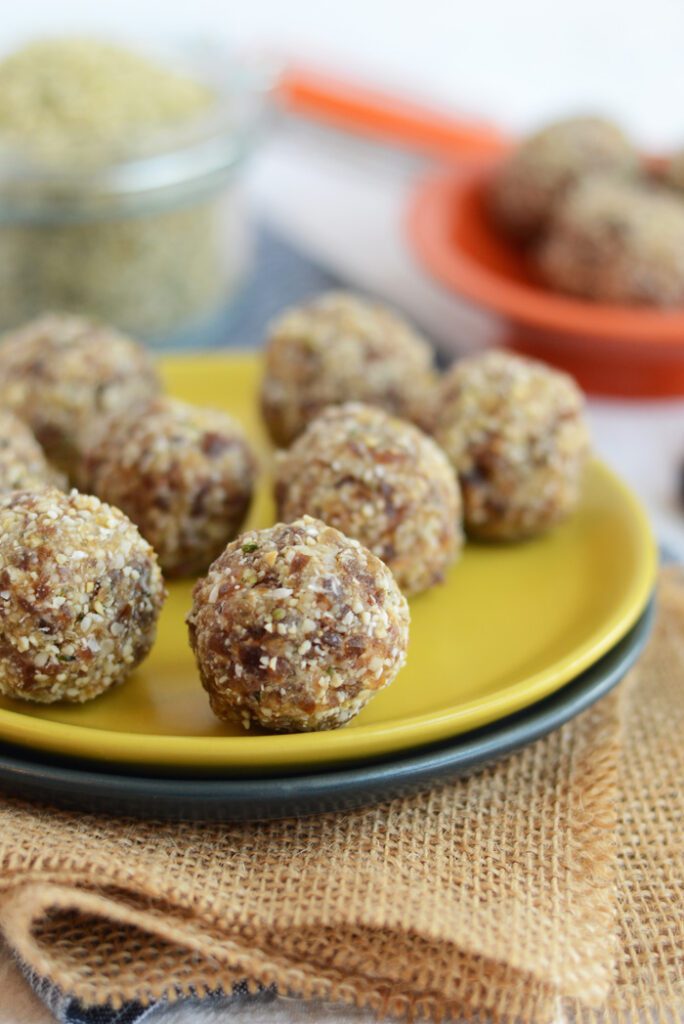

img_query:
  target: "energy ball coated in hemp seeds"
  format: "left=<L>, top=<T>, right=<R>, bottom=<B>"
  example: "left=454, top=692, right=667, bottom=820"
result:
left=0, top=312, right=161, bottom=482
left=431, top=351, right=590, bottom=541
left=0, top=489, right=165, bottom=704
left=0, top=410, right=66, bottom=492
left=187, top=516, right=410, bottom=732
left=536, top=175, right=684, bottom=306
left=275, top=403, right=462, bottom=597
left=260, top=291, right=437, bottom=448
left=489, top=116, right=638, bottom=240
left=85, top=397, right=256, bottom=579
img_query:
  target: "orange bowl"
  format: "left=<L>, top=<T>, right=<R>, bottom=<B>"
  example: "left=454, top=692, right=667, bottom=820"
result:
left=407, top=161, right=684, bottom=396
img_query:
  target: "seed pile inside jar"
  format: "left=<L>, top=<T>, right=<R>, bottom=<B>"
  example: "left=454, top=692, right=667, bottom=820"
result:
left=0, top=37, right=233, bottom=339
left=0, top=37, right=212, bottom=161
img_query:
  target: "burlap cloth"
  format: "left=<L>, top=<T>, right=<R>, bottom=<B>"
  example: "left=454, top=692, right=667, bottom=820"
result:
left=0, top=569, right=682, bottom=1024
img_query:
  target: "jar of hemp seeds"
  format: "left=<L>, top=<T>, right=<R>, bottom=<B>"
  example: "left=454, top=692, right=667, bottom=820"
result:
left=0, top=38, right=262, bottom=347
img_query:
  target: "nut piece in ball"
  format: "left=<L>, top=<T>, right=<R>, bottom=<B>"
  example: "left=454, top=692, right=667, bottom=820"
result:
left=0, top=410, right=66, bottom=492
left=536, top=175, right=684, bottom=306
left=275, top=403, right=461, bottom=596
left=188, top=516, right=410, bottom=732
left=489, top=116, right=638, bottom=240
left=85, top=397, right=256, bottom=578
left=431, top=351, right=590, bottom=540
left=0, top=489, right=165, bottom=704
left=261, top=291, right=436, bottom=447
left=0, top=312, right=161, bottom=481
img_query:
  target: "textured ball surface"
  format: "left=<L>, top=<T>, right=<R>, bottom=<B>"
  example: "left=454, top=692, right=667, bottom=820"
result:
left=85, top=397, right=256, bottom=578
left=0, top=312, right=161, bottom=482
left=0, top=488, right=165, bottom=703
left=431, top=351, right=590, bottom=540
left=188, top=516, right=410, bottom=732
left=275, top=403, right=461, bottom=596
left=536, top=175, right=684, bottom=306
left=489, top=116, right=637, bottom=239
left=260, top=291, right=436, bottom=447
left=0, top=410, right=66, bottom=492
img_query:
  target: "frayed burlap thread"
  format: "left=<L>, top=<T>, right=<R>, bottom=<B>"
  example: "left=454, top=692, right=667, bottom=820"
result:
left=0, top=571, right=682, bottom=1022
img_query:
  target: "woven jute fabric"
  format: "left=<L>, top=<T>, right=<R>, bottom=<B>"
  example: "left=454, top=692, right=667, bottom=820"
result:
left=0, top=571, right=682, bottom=1024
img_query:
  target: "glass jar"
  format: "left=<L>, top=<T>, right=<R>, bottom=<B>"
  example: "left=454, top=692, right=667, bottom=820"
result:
left=0, top=41, right=265, bottom=348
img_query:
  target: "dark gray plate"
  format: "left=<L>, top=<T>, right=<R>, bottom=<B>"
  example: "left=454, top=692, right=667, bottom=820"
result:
left=0, top=600, right=653, bottom=821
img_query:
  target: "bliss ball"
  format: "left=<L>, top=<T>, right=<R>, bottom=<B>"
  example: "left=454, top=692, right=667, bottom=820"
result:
left=431, top=351, right=590, bottom=541
left=0, top=489, right=165, bottom=704
left=0, top=312, right=161, bottom=482
left=275, top=403, right=461, bottom=597
left=260, top=291, right=436, bottom=447
left=536, top=175, right=684, bottom=306
left=85, top=397, right=256, bottom=578
left=0, top=410, right=66, bottom=492
left=188, top=516, right=410, bottom=732
left=489, top=116, right=638, bottom=240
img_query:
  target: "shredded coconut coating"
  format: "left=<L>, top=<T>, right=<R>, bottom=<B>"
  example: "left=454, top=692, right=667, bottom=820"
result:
left=536, top=175, right=684, bottom=306
left=489, top=116, right=638, bottom=239
left=275, top=403, right=461, bottom=597
left=260, top=291, right=436, bottom=448
left=431, top=351, right=590, bottom=540
left=85, top=397, right=256, bottom=579
left=0, top=410, right=66, bottom=492
left=188, top=516, right=410, bottom=733
left=0, top=312, right=161, bottom=482
left=0, top=488, right=165, bottom=704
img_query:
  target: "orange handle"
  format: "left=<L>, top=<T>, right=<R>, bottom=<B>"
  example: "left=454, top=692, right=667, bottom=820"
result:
left=277, top=65, right=509, bottom=162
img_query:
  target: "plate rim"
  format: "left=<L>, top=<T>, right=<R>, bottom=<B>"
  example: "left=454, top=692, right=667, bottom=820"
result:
left=0, top=355, right=657, bottom=771
left=0, top=600, right=654, bottom=818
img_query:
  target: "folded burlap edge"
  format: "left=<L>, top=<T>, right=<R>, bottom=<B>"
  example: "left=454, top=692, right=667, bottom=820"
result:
left=0, top=685, right=623, bottom=1024
left=0, top=881, right=568, bottom=1022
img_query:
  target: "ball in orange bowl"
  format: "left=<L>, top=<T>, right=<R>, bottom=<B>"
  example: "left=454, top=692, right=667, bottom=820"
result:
left=537, top=175, right=684, bottom=306
left=488, top=115, right=638, bottom=240
left=407, top=162, right=684, bottom=397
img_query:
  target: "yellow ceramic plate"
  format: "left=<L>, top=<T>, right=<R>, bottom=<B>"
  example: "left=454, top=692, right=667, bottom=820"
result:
left=0, top=353, right=656, bottom=773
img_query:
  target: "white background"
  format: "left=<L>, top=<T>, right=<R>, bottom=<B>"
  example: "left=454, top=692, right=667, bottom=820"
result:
left=2, top=0, right=683, bottom=552
left=5, top=0, right=684, bottom=146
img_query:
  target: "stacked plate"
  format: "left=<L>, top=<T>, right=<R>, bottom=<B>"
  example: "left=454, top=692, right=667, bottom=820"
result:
left=0, top=355, right=657, bottom=821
